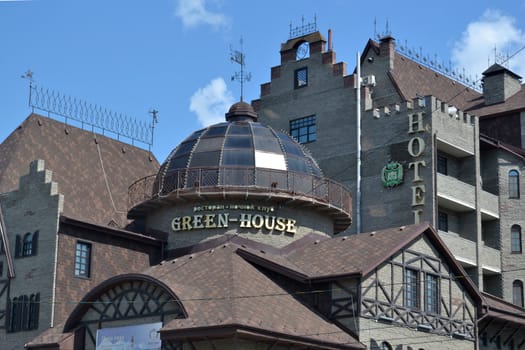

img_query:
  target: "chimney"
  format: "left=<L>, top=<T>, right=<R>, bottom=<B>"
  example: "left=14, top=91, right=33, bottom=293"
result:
left=482, top=64, right=522, bottom=105
left=379, top=35, right=395, bottom=70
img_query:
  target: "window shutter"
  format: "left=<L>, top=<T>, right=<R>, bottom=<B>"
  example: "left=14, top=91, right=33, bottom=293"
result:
left=15, top=235, right=21, bottom=258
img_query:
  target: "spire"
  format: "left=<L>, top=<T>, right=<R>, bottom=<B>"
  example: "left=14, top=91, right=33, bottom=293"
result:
left=230, top=37, right=252, bottom=102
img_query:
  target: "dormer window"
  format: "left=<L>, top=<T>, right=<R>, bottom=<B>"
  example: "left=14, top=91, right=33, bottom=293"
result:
left=295, top=67, right=308, bottom=89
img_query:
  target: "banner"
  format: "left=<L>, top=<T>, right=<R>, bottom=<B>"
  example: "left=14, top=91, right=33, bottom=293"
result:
left=96, top=322, right=162, bottom=350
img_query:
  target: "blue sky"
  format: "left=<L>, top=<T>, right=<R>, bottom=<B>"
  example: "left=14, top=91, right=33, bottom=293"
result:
left=1, top=0, right=525, bottom=162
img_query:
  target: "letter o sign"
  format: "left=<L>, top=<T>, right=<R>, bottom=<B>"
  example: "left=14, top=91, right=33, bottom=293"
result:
left=408, top=137, right=425, bottom=157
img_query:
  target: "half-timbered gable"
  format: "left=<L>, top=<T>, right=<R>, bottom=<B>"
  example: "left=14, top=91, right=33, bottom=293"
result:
left=358, top=234, right=477, bottom=349
left=237, top=223, right=482, bottom=349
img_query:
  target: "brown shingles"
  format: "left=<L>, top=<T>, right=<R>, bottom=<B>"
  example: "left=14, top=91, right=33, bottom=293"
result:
left=481, top=292, right=525, bottom=326
left=0, top=114, right=159, bottom=227
left=239, top=224, right=428, bottom=280
left=146, top=244, right=362, bottom=348
left=390, top=54, right=482, bottom=111
left=468, top=88, right=525, bottom=117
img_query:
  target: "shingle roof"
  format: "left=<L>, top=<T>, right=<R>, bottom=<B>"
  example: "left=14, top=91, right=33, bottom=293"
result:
left=239, top=223, right=481, bottom=302
left=24, top=323, right=74, bottom=349
left=145, top=243, right=363, bottom=349
left=0, top=114, right=159, bottom=227
left=388, top=53, right=482, bottom=111
left=481, top=292, right=525, bottom=326
left=239, top=224, right=429, bottom=280
left=467, top=87, right=525, bottom=117
left=364, top=39, right=482, bottom=111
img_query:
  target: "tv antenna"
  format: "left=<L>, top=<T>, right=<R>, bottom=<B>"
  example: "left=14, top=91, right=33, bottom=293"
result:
left=230, top=37, right=251, bottom=102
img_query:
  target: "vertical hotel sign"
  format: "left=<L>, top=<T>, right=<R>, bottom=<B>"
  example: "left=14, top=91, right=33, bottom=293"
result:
left=407, top=112, right=427, bottom=223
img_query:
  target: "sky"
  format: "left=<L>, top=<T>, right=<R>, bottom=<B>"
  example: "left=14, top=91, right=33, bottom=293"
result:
left=1, top=0, right=525, bottom=162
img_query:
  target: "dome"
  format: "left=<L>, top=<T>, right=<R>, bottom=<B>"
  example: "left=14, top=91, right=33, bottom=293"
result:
left=153, top=103, right=323, bottom=194
left=128, top=102, right=351, bottom=232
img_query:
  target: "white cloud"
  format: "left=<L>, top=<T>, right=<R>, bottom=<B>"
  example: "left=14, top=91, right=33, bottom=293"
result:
left=175, top=0, right=229, bottom=30
left=190, top=78, right=235, bottom=127
left=452, top=10, right=525, bottom=79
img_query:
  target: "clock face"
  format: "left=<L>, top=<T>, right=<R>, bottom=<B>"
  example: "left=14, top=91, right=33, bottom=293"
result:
left=296, top=42, right=310, bottom=60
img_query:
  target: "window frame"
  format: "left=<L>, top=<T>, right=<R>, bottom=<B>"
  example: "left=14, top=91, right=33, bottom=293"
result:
left=404, top=268, right=419, bottom=309
left=74, top=241, right=92, bottom=278
left=294, top=67, right=308, bottom=89
left=22, top=232, right=33, bottom=257
left=513, top=280, right=524, bottom=307
left=438, top=211, right=448, bottom=232
left=437, top=154, right=448, bottom=175
left=511, top=225, right=522, bottom=254
left=509, top=169, right=520, bottom=199
left=290, top=115, right=316, bottom=144
left=424, top=273, right=439, bottom=314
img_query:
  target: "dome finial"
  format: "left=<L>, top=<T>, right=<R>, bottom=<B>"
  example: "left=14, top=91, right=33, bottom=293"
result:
left=225, top=101, right=258, bottom=122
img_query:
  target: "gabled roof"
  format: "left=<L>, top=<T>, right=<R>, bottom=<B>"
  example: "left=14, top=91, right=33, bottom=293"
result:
left=480, top=133, right=525, bottom=161
left=145, top=243, right=363, bottom=349
left=467, top=87, right=525, bottom=117
left=0, top=114, right=159, bottom=227
left=361, top=39, right=482, bottom=112
left=483, top=63, right=522, bottom=79
left=481, top=292, right=525, bottom=326
left=239, top=223, right=481, bottom=302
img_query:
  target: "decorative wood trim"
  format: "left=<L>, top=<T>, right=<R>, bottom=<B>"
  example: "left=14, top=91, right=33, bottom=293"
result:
left=359, top=247, right=476, bottom=339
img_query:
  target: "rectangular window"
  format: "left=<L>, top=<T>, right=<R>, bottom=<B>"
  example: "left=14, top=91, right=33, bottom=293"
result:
left=290, top=115, right=316, bottom=144
left=438, top=212, right=448, bottom=232
left=511, top=226, right=522, bottom=253
left=509, top=170, right=520, bottom=199
left=75, top=242, right=92, bottom=278
left=405, top=269, right=419, bottom=309
left=425, top=274, right=439, bottom=313
left=294, top=67, right=308, bottom=88
left=437, top=154, right=448, bottom=175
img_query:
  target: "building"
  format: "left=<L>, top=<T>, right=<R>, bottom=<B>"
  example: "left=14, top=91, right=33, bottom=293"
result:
left=0, top=114, right=161, bottom=349
left=254, top=29, right=525, bottom=311
left=2, top=27, right=525, bottom=350
left=23, top=102, right=484, bottom=350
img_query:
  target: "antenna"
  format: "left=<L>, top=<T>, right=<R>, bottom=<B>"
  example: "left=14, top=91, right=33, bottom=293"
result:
left=21, top=69, right=34, bottom=108
left=21, top=69, right=34, bottom=82
left=230, top=37, right=251, bottom=102
left=148, top=109, right=159, bottom=153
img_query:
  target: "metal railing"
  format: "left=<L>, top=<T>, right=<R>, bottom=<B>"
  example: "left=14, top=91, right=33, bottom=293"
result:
left=29, top=83, right=156, bottom=148
left=128, top=167, right=352, bottom=214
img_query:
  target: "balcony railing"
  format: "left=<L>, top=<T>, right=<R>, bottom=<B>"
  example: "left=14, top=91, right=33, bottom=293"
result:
left=128, top=167, right=352, bottom=215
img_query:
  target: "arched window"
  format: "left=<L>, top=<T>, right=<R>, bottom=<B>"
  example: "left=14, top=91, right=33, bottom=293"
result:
left=22, top=233, right=33, bottom=256
left=15, top=231, right=38, bottom=258
left=513, top=280, right=524, bottom=307
left=511, top=225, right=522, bottom=253
left=380, top=342, right=393, bottom=350
left=509, top=170, right=520, bottom=198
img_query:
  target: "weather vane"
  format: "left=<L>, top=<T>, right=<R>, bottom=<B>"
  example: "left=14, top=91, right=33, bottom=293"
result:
left=230, top=37, right=251, bottom=102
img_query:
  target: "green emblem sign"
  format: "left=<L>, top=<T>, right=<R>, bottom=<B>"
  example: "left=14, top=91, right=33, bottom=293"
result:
left=381, top=161, right=404, bottom=187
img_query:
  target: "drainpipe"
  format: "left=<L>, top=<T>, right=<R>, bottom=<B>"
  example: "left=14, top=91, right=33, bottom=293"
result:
left=356, top=51, right=362, bottom=234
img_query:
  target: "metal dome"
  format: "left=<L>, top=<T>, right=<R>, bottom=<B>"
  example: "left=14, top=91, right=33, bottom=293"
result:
left=153, top=102, right=323, bottom=194
left=128, top=102, right=351, bottom=232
